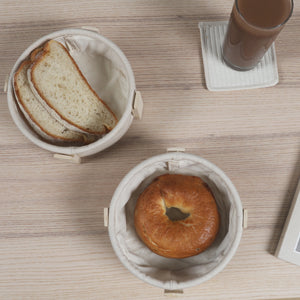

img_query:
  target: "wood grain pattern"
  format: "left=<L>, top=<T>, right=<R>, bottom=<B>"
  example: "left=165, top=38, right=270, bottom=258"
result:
left=1, top=0, right=300, bottom=299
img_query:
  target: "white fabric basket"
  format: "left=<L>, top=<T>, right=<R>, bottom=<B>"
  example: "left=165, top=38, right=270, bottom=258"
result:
left=7, top=28, right=138, bottom=157
left=108, top=152, right=243, bottom=290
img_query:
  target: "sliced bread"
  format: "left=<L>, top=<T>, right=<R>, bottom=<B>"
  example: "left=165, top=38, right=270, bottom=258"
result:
left=28, top=40, right=118, bottom=135
left=13, top=60, right=93, bottom=144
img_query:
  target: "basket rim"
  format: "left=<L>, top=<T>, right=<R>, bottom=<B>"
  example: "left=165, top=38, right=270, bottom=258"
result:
left=7, top=28, right=136, bottom=157
left=108, top=152, right=243, bottom=290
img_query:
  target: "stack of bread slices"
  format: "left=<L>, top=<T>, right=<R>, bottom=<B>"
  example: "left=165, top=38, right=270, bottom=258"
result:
left=13, top=40, right=118, bottom=145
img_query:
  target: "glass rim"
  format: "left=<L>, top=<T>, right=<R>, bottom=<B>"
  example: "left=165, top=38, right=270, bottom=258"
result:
left=235, top=0, right=294, bottom=31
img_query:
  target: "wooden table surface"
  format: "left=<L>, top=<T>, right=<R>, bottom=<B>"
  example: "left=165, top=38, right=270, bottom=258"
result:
left=1, top=1, right=300, bottom=299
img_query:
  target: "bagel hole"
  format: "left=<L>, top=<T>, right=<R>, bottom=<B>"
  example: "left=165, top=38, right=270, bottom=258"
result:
left=165, top=207, right=190, bottom=221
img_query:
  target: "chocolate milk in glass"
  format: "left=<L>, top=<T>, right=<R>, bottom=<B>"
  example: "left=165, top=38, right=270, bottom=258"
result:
left=223, top=0, right=293, bottom=70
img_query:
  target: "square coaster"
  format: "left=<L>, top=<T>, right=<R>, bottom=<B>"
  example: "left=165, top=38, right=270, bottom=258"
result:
left=199, top=21, right=279, bottom=91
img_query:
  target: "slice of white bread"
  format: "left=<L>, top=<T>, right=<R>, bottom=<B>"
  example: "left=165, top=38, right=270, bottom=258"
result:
left=13, top=60, right=92, bottom=144
left=28, top=40, right=118, bottom=135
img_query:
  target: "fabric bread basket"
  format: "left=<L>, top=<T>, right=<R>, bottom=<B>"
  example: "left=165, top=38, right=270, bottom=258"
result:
left=6, top=28, right=142, bottom=159
left=107, top=150, right=244, bottom=292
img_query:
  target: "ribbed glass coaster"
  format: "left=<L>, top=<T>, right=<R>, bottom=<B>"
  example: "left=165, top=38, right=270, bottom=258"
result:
left=199, top=21, right=279, bottom=91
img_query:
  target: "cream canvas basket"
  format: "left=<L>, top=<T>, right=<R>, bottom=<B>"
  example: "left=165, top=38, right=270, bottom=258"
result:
left=107, top=150, right=245, bottom=293
left=6, top=28, right=143, bottom=160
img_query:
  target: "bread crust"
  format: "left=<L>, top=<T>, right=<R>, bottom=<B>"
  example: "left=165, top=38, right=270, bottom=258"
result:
left=29, top=40, right=118, bottom=135
left=134, top=174, right=220, bottom=258
left=30, top=46, right=44, bottom=62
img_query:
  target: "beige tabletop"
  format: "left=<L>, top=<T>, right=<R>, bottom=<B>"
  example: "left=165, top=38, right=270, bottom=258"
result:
left=1, top=1, right=300, bottom=299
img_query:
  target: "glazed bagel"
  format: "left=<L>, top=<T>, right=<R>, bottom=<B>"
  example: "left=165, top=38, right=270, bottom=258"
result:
left=134, top=174, right=220, bottom=258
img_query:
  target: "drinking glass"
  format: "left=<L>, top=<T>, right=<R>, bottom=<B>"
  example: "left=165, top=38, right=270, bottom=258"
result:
left=223, top=0, right=294, bottom=71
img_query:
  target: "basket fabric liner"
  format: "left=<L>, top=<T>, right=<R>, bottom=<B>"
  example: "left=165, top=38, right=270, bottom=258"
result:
left=109, top=152, right=243, bottom=290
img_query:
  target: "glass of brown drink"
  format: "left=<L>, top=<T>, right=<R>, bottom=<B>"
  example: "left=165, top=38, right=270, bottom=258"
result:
left=223, top=0, right=293, bottom=71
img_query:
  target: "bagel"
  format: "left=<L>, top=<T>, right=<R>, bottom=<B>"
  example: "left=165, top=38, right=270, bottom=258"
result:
left=134, top=174, right=220, bottom=258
